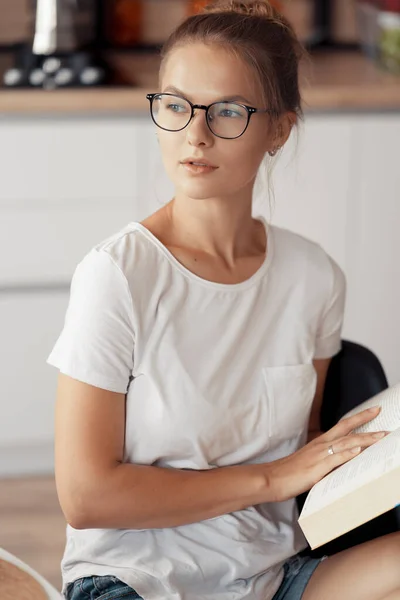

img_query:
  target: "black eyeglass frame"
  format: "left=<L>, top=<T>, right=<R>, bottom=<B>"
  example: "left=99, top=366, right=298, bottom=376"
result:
left=146, top=92, right=276, bottom=140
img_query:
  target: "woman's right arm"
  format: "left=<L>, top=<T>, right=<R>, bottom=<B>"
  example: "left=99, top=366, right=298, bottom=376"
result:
left=55, top=373, right=386, bottom=530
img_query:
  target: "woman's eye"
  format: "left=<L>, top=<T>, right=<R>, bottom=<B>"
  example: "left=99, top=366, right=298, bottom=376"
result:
left=219, top=109, right=240, bottom=118
left=167, top=103, right=186, bottom=112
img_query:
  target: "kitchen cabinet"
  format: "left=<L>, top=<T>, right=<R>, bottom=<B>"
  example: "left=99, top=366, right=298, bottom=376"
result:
left=0, top=111, right=399, bottom=476
left=344, top=115, right=400, bottom=391
left=0, top=292, right=67, bottom=476
left=268, top=114, right=400, bottom=390
left=265, top=115, right=353, bottom=269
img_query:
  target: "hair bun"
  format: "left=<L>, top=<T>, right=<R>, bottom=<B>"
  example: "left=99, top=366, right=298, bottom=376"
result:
left=203, top=0, right=281, bottom=20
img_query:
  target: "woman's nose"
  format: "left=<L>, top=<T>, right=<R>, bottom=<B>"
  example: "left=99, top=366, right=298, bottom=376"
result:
left=186, top=109, right=213, bottom=146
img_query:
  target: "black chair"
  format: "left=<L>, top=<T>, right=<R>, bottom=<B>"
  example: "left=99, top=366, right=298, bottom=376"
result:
left=320, top=340, right=389, bottom=430
left=298, top=340, right=399, bottom=558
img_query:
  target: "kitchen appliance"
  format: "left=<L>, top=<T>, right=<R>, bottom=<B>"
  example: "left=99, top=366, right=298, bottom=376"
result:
left=3, top=0, right=109, bottom=88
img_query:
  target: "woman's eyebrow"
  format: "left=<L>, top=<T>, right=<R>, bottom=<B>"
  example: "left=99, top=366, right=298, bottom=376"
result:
left=163, top=85, right=252, bottom=104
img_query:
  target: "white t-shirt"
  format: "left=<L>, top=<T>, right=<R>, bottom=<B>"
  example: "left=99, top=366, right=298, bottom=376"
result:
left=47, top=217, right=346, bottom=600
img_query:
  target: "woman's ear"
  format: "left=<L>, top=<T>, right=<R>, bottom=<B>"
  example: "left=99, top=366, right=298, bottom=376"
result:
left=268, top=112, right=296, bottom=155
left=281, top=112, right=297, bottom=144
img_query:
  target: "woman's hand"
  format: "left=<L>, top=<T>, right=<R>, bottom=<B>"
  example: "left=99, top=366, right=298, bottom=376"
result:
left=266, top=405, right=387, bottom=503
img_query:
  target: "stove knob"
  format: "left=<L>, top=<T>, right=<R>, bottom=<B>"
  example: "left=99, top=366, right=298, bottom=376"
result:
left=3, top=68, right=24, bottom=87
left=55, top=68, right=74, bottom=86
left=29, top=68, right=46, bottom=86
left=42, top=57, right=62, bottom=75
left=80, top=66, right=103, bottom=86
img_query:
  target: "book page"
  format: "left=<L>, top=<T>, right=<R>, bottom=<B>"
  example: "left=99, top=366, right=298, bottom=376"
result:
left=300, top=428, right=400, bottom=516
left=340, top=383, right=400, bottom=434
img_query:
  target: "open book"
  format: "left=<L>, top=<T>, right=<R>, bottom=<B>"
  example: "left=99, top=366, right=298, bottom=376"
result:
left=298, top=383, right=400, bottom=549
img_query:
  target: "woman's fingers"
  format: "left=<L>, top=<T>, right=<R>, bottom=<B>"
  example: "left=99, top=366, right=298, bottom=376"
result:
left=323, top=405, right=381, bottom=442
left=322, top=431, right=387, bottom=458
left=272, top=407, right=389, bottom=503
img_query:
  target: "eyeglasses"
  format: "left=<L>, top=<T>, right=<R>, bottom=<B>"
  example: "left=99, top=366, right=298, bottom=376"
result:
left=146, top=93, right=275, bottom=140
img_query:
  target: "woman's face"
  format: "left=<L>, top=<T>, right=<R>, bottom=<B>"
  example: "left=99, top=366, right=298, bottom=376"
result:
left=156, top=43, right=280, bottom=202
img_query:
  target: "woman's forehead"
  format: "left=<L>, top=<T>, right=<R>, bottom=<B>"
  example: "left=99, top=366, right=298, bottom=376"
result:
left=160, top=43, right=263, bottom=105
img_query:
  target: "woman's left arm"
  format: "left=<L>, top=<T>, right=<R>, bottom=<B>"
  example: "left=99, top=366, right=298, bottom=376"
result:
left=307, top=357, right=332, bottom=443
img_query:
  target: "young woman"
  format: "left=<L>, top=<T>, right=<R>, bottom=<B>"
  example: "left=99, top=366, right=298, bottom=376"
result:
left=47, top=1, right=400, bottom=599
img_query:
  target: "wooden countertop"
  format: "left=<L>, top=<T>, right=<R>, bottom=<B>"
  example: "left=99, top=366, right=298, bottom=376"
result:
left=0, top=50, right=399, bottom=114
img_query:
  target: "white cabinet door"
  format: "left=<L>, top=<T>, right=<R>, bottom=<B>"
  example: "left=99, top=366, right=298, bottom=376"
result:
left=0, top=117, right=141, bottom=202
left=344, top=115, right=400, bottom=386
left=0, top=291, right=69, bottom=476
left=257, top=115, right=354, bottom=270
left=0, top=117, right=153, bottom=284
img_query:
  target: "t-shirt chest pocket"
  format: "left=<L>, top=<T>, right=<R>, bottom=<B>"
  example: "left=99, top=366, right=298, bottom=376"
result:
left=262, top=364, right=317, bottom=445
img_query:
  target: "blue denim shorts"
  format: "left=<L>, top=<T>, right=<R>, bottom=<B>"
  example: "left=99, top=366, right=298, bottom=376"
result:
left=272, top=554, right=328, bottom=600
left=65, top=575, right=142, bottom=600
left=65, top=555, right=326, bottom=600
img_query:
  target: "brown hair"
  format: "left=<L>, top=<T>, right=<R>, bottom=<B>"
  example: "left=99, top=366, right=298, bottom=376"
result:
left=159, top=0, right=305, bottom=123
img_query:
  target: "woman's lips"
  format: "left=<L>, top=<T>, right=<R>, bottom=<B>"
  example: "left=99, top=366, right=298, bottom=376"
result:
left=181, top=162, right=218, bottom=175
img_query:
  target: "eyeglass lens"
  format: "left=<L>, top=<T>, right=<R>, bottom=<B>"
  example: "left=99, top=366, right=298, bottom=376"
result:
left=151, top=94, right=249, bottom=138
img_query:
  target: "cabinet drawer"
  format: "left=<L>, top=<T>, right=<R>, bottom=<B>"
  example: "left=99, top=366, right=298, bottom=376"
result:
left=0, top=199, right=137, bottom=284
left=0, top=117, right=146, bottom=201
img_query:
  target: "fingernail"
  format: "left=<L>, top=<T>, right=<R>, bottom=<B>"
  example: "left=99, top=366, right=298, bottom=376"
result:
left=351, top=446, right=361, bottom=453
left=368, top=406, right=380, bottom=412
left=373, top=432, right=385, bottom=438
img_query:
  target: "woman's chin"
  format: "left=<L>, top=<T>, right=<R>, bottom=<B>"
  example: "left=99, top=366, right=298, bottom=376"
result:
left=175, top=180, right=227, bottom=201
left=179, top=189, right=221, bottom=201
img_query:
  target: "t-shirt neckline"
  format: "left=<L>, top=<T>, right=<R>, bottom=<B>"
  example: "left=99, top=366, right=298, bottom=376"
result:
left=129, top=216, right=274, bottom=292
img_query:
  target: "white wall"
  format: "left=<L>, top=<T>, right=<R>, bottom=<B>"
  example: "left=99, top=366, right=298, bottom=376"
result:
left=0, top=111, right=399, bottom=477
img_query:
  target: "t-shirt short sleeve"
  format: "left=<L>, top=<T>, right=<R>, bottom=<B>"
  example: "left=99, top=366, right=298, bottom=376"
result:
left=46, top=248, right=135, bottom=393
left=314, top=254, right=347, bottom=360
